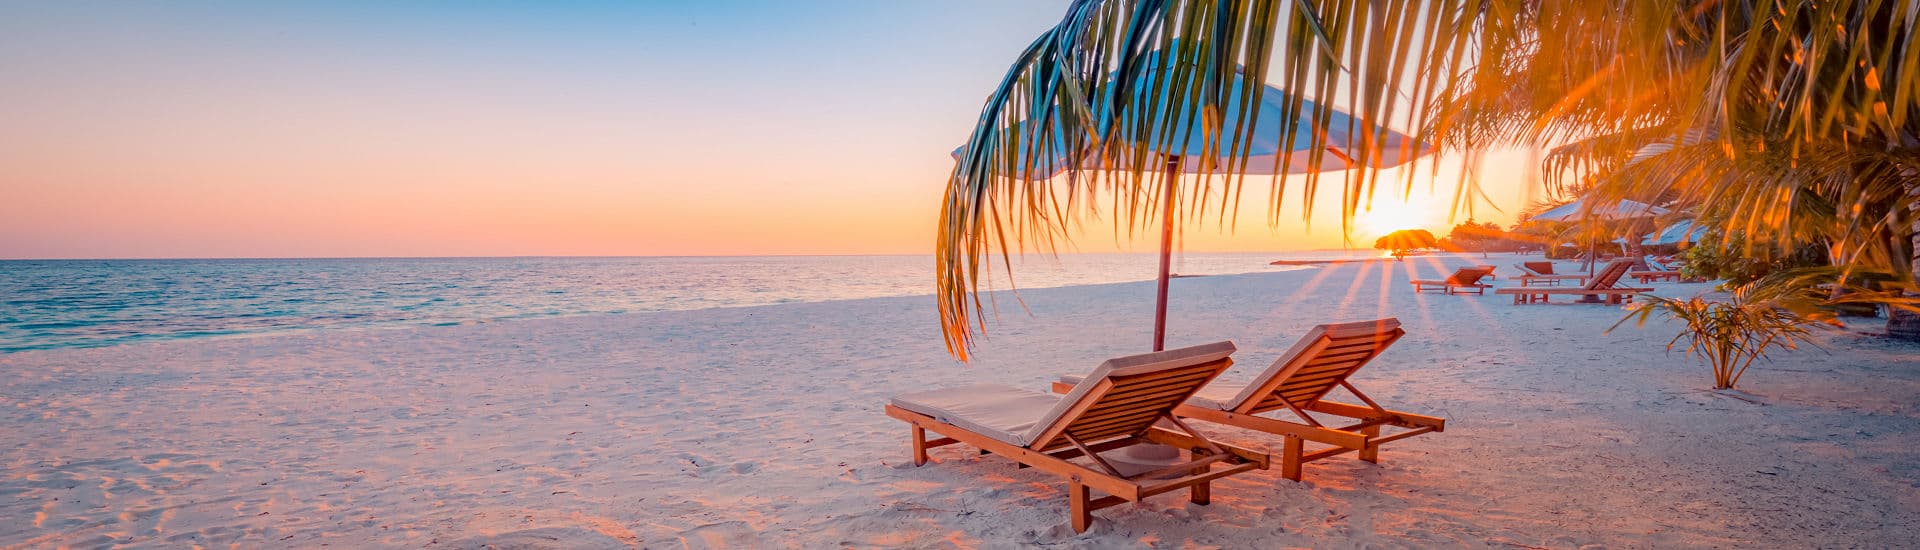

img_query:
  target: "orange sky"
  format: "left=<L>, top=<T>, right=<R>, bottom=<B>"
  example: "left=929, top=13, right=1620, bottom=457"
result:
left=0, top=2, right=1541, bottom=259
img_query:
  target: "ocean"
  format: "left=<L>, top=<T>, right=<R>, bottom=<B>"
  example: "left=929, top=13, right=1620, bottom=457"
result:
left=0, top=251, right=1385, bottom=352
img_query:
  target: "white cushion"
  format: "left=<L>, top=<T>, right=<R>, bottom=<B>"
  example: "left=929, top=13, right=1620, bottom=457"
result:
left=891, top=384, right=1061, bottom=446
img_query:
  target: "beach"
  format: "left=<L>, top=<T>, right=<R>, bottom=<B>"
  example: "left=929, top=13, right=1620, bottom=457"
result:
left=3, top=258, right=1917, bottom=548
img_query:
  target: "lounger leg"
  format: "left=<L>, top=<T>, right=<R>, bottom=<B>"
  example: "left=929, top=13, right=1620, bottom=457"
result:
left=911, top=425, right=928, bottom=466
left=1281, top=435, right=1304, bottom=481
left=1069, top=480, right=1092, bottom=533
left=1189, top=449, right=1211, bottom=505
left=1359, top=425, right=1380, bottom=463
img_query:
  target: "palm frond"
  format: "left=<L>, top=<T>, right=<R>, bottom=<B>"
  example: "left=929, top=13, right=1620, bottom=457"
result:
left=940, top=0, right=1920, bottom=359
left=938, top=0, right=1467, bottom=360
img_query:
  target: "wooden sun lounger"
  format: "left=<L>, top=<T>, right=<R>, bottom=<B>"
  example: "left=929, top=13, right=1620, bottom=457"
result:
left=1629, top=255, right=1683, bottom=283
left=1629, top=270, right=1682, bottom=283
left=1054, top=319, right=1443, bottom=482
left=1513, top=261, right=1588, bottom=287
left=1496, top=259, right=1651, bottom=304
left=886, top=342, right=1269, bottom=533
left=1502, top=287, right=1648, bottom=304
left=1410, top=266, right=1493, bottom=295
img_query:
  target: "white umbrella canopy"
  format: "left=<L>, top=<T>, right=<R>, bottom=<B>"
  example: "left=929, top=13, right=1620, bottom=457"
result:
left=1532, top=198, right=1669, bottom=277
left=951, top=61, right=1428, bottom=352
left=952, top=70, right=1428, bottom=179
left=1643, top=219, right=1703, bottom=246
left=1531, top=198, right=1670, bottom=222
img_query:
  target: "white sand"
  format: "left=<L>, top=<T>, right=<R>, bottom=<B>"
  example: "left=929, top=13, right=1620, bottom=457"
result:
left=3, top=256, right=1917, bottom=548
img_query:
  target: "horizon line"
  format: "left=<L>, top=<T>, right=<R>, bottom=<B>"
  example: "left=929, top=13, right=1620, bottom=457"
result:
left=0, top=248, right=1387, bottom=262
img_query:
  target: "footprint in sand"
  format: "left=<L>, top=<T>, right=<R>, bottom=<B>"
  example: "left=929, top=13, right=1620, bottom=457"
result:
left=678, top=521, right=763, bottom=549
left=443, top=527, right=634, bottom=549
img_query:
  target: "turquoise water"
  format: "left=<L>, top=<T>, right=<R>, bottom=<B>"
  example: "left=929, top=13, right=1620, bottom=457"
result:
left=0, top=252, right=1372, bottom=352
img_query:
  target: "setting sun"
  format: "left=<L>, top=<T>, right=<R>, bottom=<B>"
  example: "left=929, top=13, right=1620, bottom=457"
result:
left=1353, top=197, right=1440, bottom=237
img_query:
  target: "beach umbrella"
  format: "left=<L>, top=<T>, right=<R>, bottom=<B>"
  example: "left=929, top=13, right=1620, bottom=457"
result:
left=1532, top=198, right=1670, bottom=275
left=1643, top=219, right=1702, bottom=246
left=1531, top=198, right=1670, bottom=222
left=1610, top=237, right=1632, bottom=255
left=954, top=65, right=1426, bottom=351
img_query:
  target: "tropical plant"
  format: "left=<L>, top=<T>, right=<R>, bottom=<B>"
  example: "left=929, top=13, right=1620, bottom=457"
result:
left=1611, top=288, right=1825, bottom=390
left=1441, top=220, right=1520, bottom=252
left=937, top=0, right=1920, bottom=359
left=1457, top=2, right=1920, bottom=337
left=1680, top=232, right=1829, bottom=287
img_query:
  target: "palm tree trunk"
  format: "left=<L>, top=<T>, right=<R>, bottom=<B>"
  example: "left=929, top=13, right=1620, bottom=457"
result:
left=1891, top=228, right=1920, bottom=340
left=1890, top=210, right=1920, bottom=341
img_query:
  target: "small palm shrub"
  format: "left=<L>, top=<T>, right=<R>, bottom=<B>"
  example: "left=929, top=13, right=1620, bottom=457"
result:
left=1613, top=285, right=1825, bottom=389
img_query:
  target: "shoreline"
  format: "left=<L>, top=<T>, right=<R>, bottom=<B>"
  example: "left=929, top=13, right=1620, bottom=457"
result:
left=1, top=256, right=1336, bottom=355
left=1270, top=251, right=1534, bottom=265
left=1269, top=257, right=1397, bottom=265
left=6, top=252, right=1543, bottom=355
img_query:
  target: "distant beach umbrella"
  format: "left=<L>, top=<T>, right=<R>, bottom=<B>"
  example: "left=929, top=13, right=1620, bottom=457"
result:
left=1530, top=198, right=1670, bottom=222
left=952, top=59, right=1427, bottom=352
left=1642, top=219, right=1703, bottom=246
left=1532, top=198, right=1670, bottom=278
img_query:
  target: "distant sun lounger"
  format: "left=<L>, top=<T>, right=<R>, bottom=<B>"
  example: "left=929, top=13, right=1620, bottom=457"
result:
left=1410, top=266, right=1494, bottom=295
left=1513, top=261, right=1589, bottom=287
left=1496, top=259, right=1651, bottom=304
left=1629, top=255, right=1683, bottom=283
left=1054, top=319, right=1444, bottom=482
left=885, top=342, right=1269, bottom=533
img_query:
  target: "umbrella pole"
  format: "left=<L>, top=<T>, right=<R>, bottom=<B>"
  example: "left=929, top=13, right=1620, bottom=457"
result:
left=1586, top=241, right=1596, bottom=276
left=1578, top=237, right=1603, bottom=303
left=1152, top=155, right=1181, bottom=352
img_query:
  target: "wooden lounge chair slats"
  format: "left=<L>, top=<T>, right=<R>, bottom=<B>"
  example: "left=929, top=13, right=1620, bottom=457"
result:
left=1319, top=346, right=1381, bottom=360
left=1083, top=389, right=1203, bottom=412
left=1071, top=405, right=1169, bottom=427
left=1293, top=363, right=1366, bottom=380
left=1304, top=348, right=1376, bottom=365
left=1281, top=372, right=1352, bottom=390
left=1328, top=334, right=1390, bottom=346
left=1099, top=372, right=1218, bottom=398
left=1299, top=356, right=1370, bottom=371
left=1288, top=368, right=1364, bottom=385
left=1074, top=407, right=1174, bottom=429
left=887, top=341, right=1269, bottom=532
left=1280, top=374, right=1347, bottom=393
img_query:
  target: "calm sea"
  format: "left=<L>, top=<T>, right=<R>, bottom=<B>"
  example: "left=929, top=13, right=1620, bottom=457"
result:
left=0, top=251, right=1381, bottom=352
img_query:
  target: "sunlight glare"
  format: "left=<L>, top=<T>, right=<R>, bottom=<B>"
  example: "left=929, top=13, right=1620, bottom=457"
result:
left=1354, top=199, right=1437, bottom=237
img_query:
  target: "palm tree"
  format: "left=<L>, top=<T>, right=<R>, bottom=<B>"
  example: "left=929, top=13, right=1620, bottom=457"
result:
left=939, top=0, right=1920, bottom=359
left=1457, top=2, right=1920, bottom=335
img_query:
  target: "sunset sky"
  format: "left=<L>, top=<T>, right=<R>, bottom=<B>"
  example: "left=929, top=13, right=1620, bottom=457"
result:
left=0, top=1, right=1540, bottom=259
